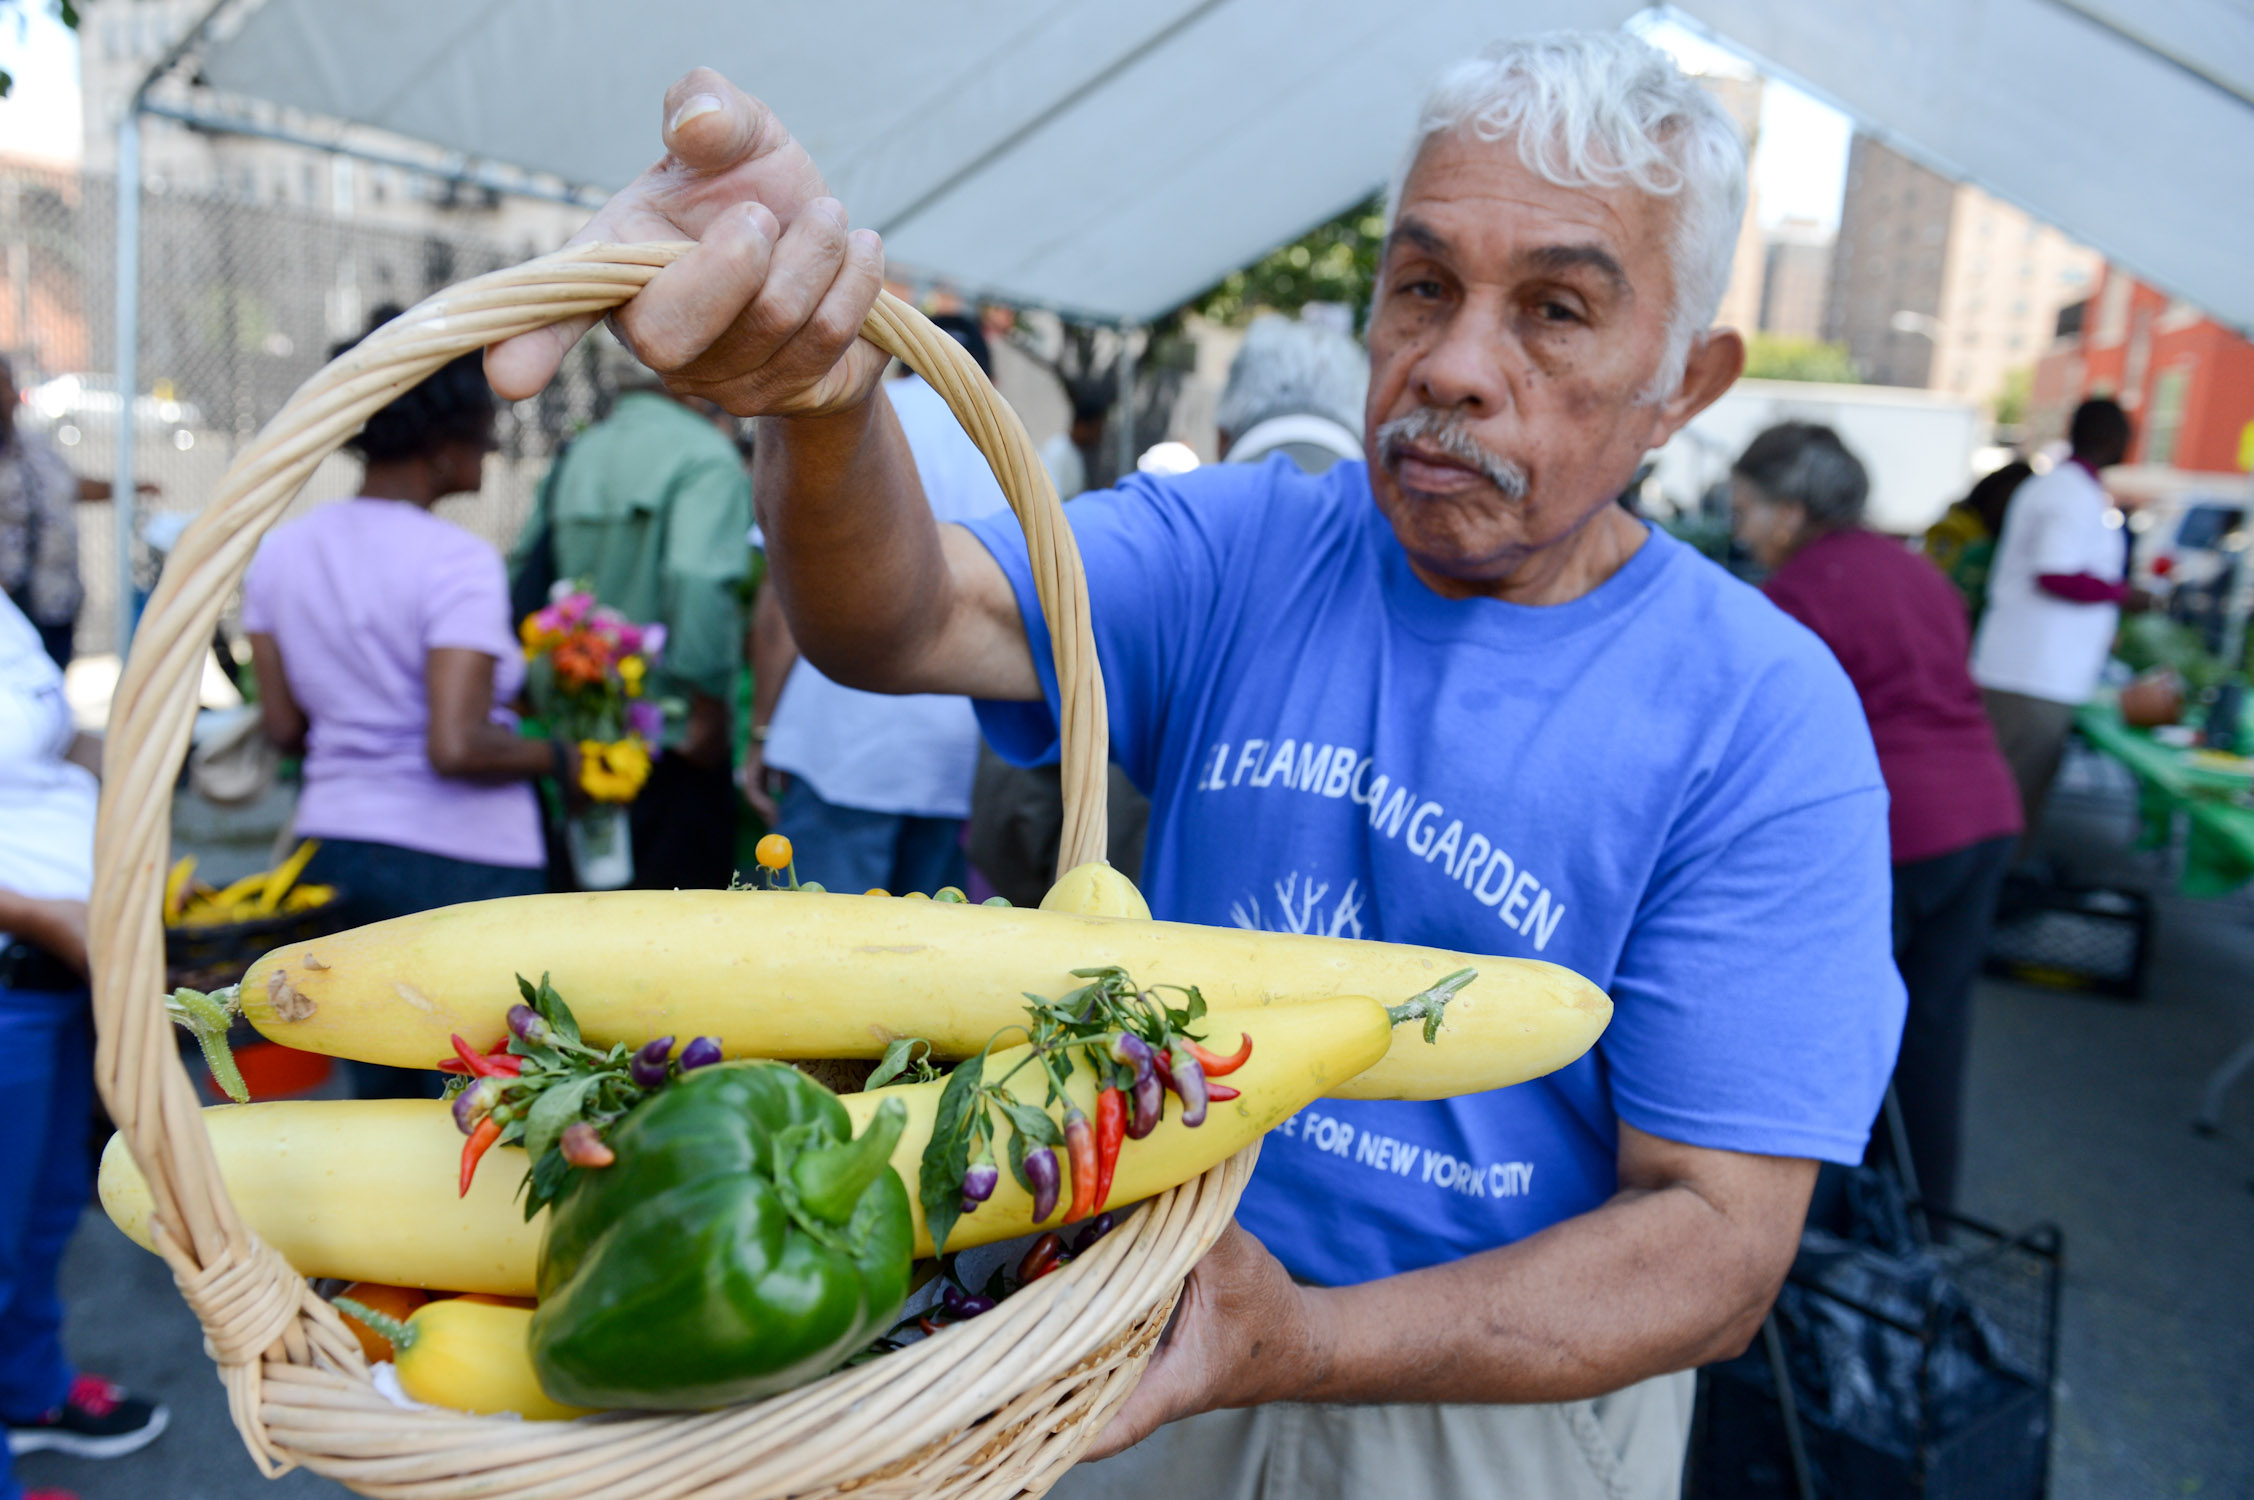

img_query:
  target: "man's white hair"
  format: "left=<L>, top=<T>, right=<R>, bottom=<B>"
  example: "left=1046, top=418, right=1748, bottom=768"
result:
left=1215, top=314, right=1370, bottom=441
left=1385, top=30, right=1748, bottom=398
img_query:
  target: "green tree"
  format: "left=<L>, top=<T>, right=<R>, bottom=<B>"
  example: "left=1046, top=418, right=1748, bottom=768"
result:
left=1993, top=365, right=2033, bottom=428
left=1190, top=194, right=1387, bottom=329
left=1742, top=333, right=1861, bottom=384
left=0, top=0, right=78, bottom=97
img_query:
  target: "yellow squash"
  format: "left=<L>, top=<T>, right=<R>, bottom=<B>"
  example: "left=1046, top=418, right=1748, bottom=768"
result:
left=101, top=996, right=1389, bottom=1288
left=349, top=1297, right=586, bottom=1420
left=240, top=891, right=1608, bottom=1099
left=98, top=1099, right=545, bottom=1295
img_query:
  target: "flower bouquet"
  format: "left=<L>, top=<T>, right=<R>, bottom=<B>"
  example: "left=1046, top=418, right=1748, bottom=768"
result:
left=520, top=585, right=669, bottom=889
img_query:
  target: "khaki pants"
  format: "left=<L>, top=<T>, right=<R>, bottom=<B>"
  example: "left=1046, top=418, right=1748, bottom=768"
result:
left=1051, top=1370, right=1697, bottom=1500
left=1979, top=687, right=2078, bottom=845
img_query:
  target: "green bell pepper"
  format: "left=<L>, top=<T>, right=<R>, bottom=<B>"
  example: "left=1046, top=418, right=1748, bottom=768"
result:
left=529, top=1061, right=912, bottom=1409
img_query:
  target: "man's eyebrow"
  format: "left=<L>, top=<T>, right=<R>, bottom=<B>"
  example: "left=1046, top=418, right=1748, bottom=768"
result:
left=1523, top=243, right=1630, bottom=296
left=1386, top=218, right=1448, bottom=258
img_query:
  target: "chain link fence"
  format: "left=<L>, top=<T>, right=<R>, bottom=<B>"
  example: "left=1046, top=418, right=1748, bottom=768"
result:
left=1, top=159, right=617, bottom=659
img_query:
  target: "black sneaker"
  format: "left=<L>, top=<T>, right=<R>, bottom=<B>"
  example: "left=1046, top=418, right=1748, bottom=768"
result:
left=7, top=1375, right=168, bottom=1459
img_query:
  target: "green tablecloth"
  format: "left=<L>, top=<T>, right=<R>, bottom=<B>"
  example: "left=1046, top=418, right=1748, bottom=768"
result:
left=2075, top=699, right=2254, bottom=897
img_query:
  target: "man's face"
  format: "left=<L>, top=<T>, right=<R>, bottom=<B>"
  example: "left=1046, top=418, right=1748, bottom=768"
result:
left=1364, top=131, right=1705, bottom=591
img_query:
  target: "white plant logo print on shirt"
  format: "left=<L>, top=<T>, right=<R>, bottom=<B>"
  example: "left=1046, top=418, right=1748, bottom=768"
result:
left=1228, top=870, right=1367, bottom=938
left=1196, top=733, right=1569, bottom=951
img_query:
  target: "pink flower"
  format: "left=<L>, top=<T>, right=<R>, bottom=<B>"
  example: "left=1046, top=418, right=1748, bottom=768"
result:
left=639, top=622, right=667, bottom=664
left=613, top=622, right=643, bottom=654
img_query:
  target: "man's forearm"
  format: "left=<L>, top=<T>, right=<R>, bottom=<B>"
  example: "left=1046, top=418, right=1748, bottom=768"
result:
left=1293, top=1173, right=1804, bottom=1407
left=754, top=389, right=951, bottom=693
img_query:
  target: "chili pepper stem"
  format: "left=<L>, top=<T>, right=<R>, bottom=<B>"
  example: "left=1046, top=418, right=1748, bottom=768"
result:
left=331, top=1297, right=417, bottom=1356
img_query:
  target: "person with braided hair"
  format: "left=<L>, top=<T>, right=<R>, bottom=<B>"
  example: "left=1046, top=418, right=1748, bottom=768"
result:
left=242, top=308, right=574, bottom=1097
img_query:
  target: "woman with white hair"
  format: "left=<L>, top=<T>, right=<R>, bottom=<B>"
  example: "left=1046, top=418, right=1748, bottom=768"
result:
left=1731, top=422, right=2021, bottom=1222
left=487, top=30, right=1905, bottom=1499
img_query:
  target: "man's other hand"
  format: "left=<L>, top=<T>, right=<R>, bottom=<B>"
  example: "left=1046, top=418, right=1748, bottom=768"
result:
left=1085, top=1222, right=1331, bottom=1462
left=485, top=68, right=890, bottom=420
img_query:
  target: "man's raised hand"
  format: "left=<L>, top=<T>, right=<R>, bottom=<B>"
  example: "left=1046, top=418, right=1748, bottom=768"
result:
left=484, top=68, right=890, bottom=420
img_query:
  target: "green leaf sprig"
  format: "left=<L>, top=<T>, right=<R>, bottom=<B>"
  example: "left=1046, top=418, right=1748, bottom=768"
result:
left=916, top=966, right=1207, bottom=1255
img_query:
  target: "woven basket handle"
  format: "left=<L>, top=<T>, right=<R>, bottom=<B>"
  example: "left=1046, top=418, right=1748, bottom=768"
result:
left=84, top=243, right=1108, bottom=1393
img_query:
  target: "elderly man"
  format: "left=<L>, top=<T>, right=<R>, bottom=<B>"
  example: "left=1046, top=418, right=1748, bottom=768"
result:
left=490, top=31, right=1902, bottom=1498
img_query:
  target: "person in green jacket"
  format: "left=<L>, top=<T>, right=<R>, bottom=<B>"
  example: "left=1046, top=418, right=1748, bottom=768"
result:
left=514, top=363, right=752, bottom=889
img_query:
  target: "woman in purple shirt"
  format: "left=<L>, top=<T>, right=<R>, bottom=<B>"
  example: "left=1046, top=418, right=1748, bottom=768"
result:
left=243, top=316, right=573, bottom=1095
left=1731, top=423, right=2022, bottom=1218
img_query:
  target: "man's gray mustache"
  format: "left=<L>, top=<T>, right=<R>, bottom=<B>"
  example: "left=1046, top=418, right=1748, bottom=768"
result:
left=1375, top=409, right=1530, bottom=500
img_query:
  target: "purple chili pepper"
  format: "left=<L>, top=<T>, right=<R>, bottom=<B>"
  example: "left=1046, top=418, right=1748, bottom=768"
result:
left=630, top=1035, right=675, bottom=1089
left=1024, top=1144, right=1061, bottom=1223
left=506, top=1003, right=551, bottom=1045
left=1070, top=1211, right=1119, bottom=1255
left=1107, top=1032, right=1155, bottom=1087
left=940, top=1282, right=997, bottom=1319
left=1125, top=1069, right=1164, bottom=1140
left=960, top=1153, right=1000, bottom=1215
left=451, top=1077, right=502, bottom=1135
left=1167, top=1042, right=1209, bottom=1128
left=678, top=1036, right=724, bottom=1070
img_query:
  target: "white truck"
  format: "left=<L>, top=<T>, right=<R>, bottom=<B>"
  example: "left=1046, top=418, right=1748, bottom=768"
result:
left=1643, top=378, right=1987, bottom=536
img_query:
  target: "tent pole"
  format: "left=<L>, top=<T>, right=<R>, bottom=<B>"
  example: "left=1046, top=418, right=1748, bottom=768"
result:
left=111, top=107, right=140, bottom=656
left=1116, top=323, right=1138, bottom=480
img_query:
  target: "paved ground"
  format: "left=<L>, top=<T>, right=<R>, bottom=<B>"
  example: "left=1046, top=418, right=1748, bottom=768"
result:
left=1956, top=750, right=2254, bottom=1499
left=20, top=751, right=2253, bottom=1497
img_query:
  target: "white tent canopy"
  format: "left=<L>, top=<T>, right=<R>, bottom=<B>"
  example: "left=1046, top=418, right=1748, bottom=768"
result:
left=189, top=0, right=2254, bottom=329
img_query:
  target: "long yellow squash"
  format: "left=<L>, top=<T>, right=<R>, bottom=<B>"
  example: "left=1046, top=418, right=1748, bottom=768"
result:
left=100, top=996, right=1390, bottom=1289
left=98, top=1099, right=546, bottom=1295
left=240, top=891, right=1608, bottom=1099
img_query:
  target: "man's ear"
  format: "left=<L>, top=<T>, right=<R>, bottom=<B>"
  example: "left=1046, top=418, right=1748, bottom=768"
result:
left=1649, top=328, right=1745, bottom=447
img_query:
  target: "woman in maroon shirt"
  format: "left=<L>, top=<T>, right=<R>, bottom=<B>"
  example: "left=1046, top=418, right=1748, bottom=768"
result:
left=1731, top=423, right=2022, bottom=1218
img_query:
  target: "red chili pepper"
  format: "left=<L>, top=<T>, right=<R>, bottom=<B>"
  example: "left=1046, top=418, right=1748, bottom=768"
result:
left=1189, top=1034, right=1253, bottom=1077
left=1093, top=1087, right=1126, bottom=1211
left=458, top=1116, right=502, bottom=1197
left=917, top=1316, right=944, bottom=1338
left=447, top=1035, right=520, bottom=1078
left=1206, top=1081, right=1240, bottom=1102
left=1063, top=1106, right=1098, bottom=1222
left=1018, top=1232, right=1065, bottom=1283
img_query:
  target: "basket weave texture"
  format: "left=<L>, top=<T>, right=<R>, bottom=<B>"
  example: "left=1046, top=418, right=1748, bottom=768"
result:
left=87, top=242, right=1252, bottom=1498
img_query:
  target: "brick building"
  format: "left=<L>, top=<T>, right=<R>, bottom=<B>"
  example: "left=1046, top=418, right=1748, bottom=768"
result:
left=2031, top=267, right=2254, bottom=472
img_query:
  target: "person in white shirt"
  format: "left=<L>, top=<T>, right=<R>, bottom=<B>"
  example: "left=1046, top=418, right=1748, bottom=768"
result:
left=0, top=592, right=170, bottom=1483
left=1970, top=398, right=2137, bottom=838
left=744, top=313, right=1010, bottom=893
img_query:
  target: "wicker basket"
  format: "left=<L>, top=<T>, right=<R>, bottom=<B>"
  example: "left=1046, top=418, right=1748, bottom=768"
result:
left=87, top=242, right=1253, bottom=1498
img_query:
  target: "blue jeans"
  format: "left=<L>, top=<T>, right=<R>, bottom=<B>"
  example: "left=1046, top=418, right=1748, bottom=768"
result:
left=0, top=983, right=93, bottom=1500
left=776, top=782, right=966, bottom=896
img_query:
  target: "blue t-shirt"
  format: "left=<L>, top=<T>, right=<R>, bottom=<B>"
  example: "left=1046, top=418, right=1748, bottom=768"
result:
left=965, top=459, right=1904, bottom=1288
